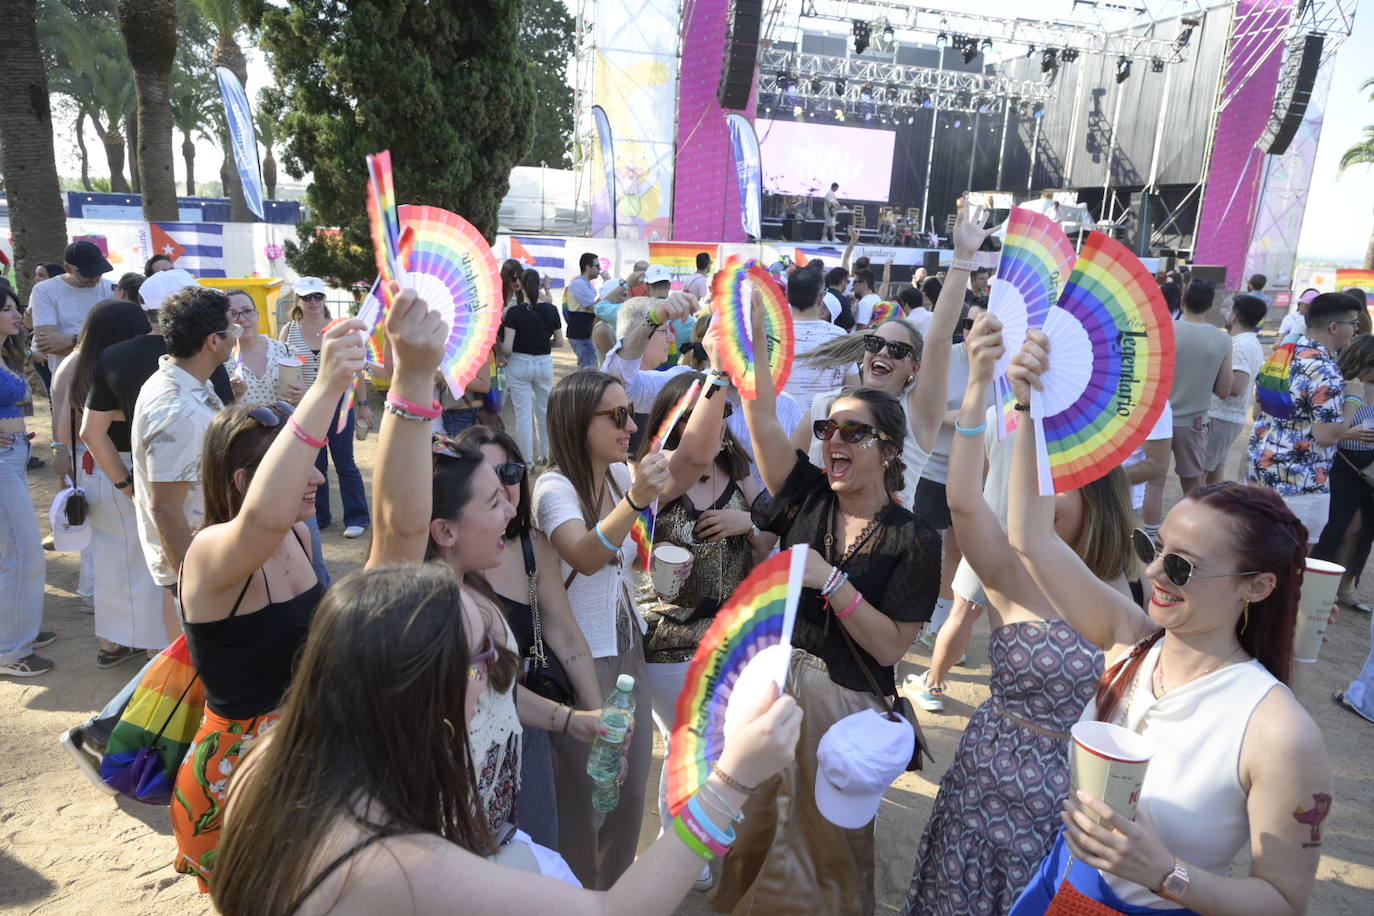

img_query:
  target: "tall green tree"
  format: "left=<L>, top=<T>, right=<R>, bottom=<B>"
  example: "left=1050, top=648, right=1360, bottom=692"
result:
left=118, top=0, right=179, bottom=218
left=519, top=0, right=575, bottom=169
left=190, top=0, right=254, bottom=221
left=0, top=0, right=69, bottom=297
left=256, top=88, right=282, bottom=200
left=260, top=0, right=535, bottom=285
left=1341, top=78, right=1374, bottom=270
left=170, top=62, right=217, bottom=195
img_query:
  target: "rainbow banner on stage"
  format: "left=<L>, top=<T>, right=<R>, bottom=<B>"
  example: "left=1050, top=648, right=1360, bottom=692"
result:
left=666, top=546, right=805, bottom=816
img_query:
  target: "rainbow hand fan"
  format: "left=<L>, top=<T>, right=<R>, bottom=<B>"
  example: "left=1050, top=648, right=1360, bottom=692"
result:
left=666, top=545, right=806, bottom=816
left=869, top=300, right=900, bottom=327
left=1255, top=333, right=1301, bottom=419
left=366, top=151, right=402, bottom=284
left=1029, top=232, right=1175, bottom=495
left=647, top=379, right=702, bottom=454
left=988, top=207, right=1077, bottom=438
left=712, top=256, right=795, bottom=399
left=396, top=204, right=503, bottom=399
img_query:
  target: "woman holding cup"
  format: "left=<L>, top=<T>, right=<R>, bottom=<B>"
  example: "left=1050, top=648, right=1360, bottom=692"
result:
left=225, top=290, right=306, bottom=409
left=1004, top=329, right=1333, bottom=915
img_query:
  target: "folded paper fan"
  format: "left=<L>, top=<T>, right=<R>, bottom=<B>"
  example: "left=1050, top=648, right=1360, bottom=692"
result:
left=712, top=256, right=795, bottom=399
left=666, top=545, right=806, bottom=816
left=988, top=207, right=1077, bottom=438
left=1255, top=333, right=1301, bottom=419
left=869, top=300, right=900, bottom=327
left=1030, top=232, right=1175, bottom=495
left=396, top=204, right=502, bottom=399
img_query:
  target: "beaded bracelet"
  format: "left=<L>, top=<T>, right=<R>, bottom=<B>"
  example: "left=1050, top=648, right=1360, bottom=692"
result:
left=594, top=521, right=618, bottom=552
left=835, top=590, right=864, bottom=620
left=386, top=393, right=442, bottom=420
left=820, top=570, right=849, bottom=599
left=819, top=565, right=842, bottom=596
left=674, top=813, right=718, bottom=862
left=384, top=401, right=433, bottom=423
left=287, top=417, right=328, bottom=449
left=711, top=762, right=757, bottom=795
left=954, top=419, right=987, bottom=437
left=688, top=795, right=737, bottom=847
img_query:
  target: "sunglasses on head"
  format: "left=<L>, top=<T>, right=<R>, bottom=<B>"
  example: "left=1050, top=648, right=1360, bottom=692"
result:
left=593, top=404, right=636, bottom=429
left=431, top=434, right=482, bottom=462
left=467, top=634, right=498, bottom=681
left=813, top=419, right=893, bottom=445
left=495, top=461, right=526, bottom=486
left=246, top=401, right=295, bottom=428
left=862, top=334, right=915, bottom=362
left=1131, top=528, right=1262, bottom=588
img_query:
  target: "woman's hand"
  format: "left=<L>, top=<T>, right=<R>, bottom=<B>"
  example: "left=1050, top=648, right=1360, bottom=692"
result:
left=964, top=312, right=1005, bottom=383
left=316, top=318, right=369, bottom=391
left=694, top=509, right=753, bottom=542
left=280, top=380, right=307, bottom=406
left=1342, top=426, right=1374, bottom=444
left=630, top=452, right=672, bottom=507
left=1007, top=329, right=1051, bottom=408
left=1062, top=791, right=1175, bottom=894
left=800, top=547, right=836, bottom=591
left=702, top=315, right=724, bottom=371
left=384, top=286, right=448, bottom=378
left=567, top=708, right=606, bottom=744
left=716, top=683, right=803, bottom=789
left=229, top=373, right=248, bottom=399
left=951, top=191, right=997, bottom=260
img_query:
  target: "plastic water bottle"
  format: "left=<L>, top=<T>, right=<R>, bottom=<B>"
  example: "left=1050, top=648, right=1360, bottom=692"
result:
left=586, top=674, right=637, bottom=813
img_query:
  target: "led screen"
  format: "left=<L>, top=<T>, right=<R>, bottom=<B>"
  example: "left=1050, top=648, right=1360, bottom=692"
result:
left=756, top=118, right=896, bottom=203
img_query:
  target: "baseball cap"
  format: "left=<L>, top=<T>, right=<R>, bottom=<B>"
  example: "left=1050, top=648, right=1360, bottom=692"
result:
left=49, top=488, right=93, bottom=552
left=814, top=708, right=914, bottom=829
left=138, top=269, right=200, bottom=313
left=644, top=264, right=673, bottom=286
left=294, top=276, right=328, bottom=297
left=1299, top=289, right=1320, bottom=305
left=63, top=240, right=112, bottom=278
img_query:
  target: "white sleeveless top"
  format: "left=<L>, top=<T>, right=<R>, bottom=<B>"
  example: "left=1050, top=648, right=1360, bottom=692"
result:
left=1080, top=638, right=1284, bottom=908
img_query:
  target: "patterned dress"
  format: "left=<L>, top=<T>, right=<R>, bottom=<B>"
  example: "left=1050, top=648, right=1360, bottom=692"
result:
left=903, top=620, right=1103, bottom=916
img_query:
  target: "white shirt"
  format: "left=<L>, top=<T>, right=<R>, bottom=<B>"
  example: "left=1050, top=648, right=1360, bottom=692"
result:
left=905, top=306, right=934, bottom=337
left=784, top=320, right=850, bottom=415
left=822, top=291, right=842, bottom=323
left=223, top=337, right=294, bottom=409
left=28, top=275, right=117, bottom=368
left=854, top=293, right=882, bottom=327
left=1278, top=310, right=1306, bottom=338
left=131, top=356, right=224, bottom=586
left=1124, top=401, right=1173, bottom=510
left=684, top=273, right=711, bottom=300
left=532, top=465, right=642, bottom=659
left=1209, top=331, right=1263, bottom=425
left=824, top=190, right=839, bottom=218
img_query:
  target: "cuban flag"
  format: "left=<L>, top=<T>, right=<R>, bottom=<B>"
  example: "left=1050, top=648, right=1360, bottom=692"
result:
left=149, top=222, right=227, bottom=278
left=499, top=235, right=566, bottom=290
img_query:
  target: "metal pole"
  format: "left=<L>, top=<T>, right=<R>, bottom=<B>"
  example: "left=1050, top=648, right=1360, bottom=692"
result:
left=1028, top=115, right=1042, bottom=191
left=1062, top=63, right=1088, bottom=188
left=1102, top=83, right=1125, bottom=229
left=967, top=110, right=981, bottom=191
left=921, top=95, right=939, bottom=233
left=996, top=101, right=1011, bottom=189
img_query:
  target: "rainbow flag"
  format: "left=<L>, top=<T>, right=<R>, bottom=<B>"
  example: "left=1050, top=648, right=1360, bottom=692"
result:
left=1255, top=334, right=1301, bottom=420
left=630, top=502, right=655, bottom=570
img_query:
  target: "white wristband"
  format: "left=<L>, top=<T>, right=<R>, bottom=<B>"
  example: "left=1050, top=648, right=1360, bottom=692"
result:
left=950, top=258, right=977, bottom=272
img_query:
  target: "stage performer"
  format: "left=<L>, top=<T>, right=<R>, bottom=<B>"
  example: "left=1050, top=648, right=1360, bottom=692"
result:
left=824, top=182, right=840, bottom=242
left=1004, top=329, right=1333, bottom=916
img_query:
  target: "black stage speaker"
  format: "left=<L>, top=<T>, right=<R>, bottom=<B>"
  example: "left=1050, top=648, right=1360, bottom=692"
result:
left=718, top=0, right=763, bottom=111
left=923, top=251, right=941, bottom=272
left=1261, top=33, right=1323, bottom=156
left=1190, top=265, right=1228, bottom=289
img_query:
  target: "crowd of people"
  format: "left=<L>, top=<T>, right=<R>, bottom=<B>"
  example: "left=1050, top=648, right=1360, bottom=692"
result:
left=0, top=198, right=1365, bottom=915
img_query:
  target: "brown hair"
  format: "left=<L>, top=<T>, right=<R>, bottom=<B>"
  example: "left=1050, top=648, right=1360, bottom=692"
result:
left=1337, top=333, right=1374, bottom=382
left=200, top=404, right=289, bottom=527
left=635, top=371, right=750, bottom=481
left=801, top=317, right=925, bottom=376
left=1073, top=466, right=1135, bottom=582
left=455, top=425, right=533, bottom=539
left=547, top=369, right=622, bottom=524
left=212, top=564, right=496, bottom=916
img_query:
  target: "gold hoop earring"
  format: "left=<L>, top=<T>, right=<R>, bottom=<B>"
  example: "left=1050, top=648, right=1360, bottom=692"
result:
left=1240, top=600, right=1250, bottom=635
left=442, top=718, right=456, bottom=742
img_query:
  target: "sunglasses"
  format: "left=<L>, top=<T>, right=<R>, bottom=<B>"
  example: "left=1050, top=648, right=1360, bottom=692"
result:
left=467, top=634, right=498, bottom=681
left=593, top=404, right=636, bottom=429
left=299, top=293, right=326, bottom=302
left=1131, top=528, right=1262, bottom=588
left=862, top=334, right=915, bottom=362
left=813, top=419, right=893, bottom=445
left=495, top=461, right=526, bottom=486
left=246, top=401, right=295, bottom=428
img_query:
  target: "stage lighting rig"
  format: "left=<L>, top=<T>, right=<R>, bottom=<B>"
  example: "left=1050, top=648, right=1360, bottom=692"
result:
left=1060, top=47, right=1079, bottom=63
left=1115, top=56, right=1132, bottom=83
left=1176, top=17, right=1199, bottom=49
left=852, top=20, right=871, bottom=55
left=1150, top=57, right=1164, bottom=73
left=960, top=36, right=980, bottom=64
left=1041, top=49, right=1058, bottom=73
left=835, top=78, right=847, bottom=94
left=936, top=31, right=949, bottom=47
left=811, top=76, right=823, bottom=93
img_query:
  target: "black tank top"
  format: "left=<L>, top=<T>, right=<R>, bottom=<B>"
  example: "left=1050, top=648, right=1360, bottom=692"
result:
left=183, top=529, right=325, bottom=719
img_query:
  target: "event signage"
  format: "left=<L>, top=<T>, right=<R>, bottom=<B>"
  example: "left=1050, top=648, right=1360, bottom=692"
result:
left=215, top=67, right=266, bottom=220
left=726, top=114, right=762, bottom=240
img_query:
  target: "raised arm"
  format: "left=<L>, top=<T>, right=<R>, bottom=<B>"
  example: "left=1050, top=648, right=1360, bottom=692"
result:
left=616, top=293, right=696, bottom=362
left=661, top=324, right=730, bottom=502
left=735, top=291, right=795, bottom=495
left=841, top=226, right=858, bottom=272
left=1005, top=330, right=1151, bottom=661
left=366, top=289, right=449, bottom=568
left=545, top=454, right=672, bottom=577
left=907, top=193, right=992, bottom=453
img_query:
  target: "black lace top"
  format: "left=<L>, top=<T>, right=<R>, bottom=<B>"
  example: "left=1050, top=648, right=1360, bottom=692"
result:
left=753, top=451, right=941, bottom=694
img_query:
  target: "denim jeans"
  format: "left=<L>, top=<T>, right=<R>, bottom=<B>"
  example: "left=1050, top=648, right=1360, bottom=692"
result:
left=505, top=352, right=554, bottom=461
left=569, top=337, right=599, bottom=370
left=442, top=407, right=479, bottom=437
left=314, top=397, right=370, bottom=529
left=304, top=515, right=330, bottom=588
left=0, top=438, right=46, bottom=664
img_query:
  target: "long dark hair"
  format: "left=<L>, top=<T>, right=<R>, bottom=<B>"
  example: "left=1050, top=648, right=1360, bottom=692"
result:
left=635, top=371, right=750, bottom=480
left=830, top=388, right=907, bottom=496
left=1094, top=482, right=1303, bottom=723
left=428, top=440, right=493, bottom=560
left=500, top=258, right=523, bottom=305
left=67, top=299, right=150, bottom=412
left=521, top=268, right=542, bottom=310
left=547, top=369, right=623, bottom=524
left=0, top=284, right=24, bottom=374
left=455, top=425, right=532, bottom=539
left=200, top=403, right=289, bottom=527
left=212, top=564, right=495, bottom=916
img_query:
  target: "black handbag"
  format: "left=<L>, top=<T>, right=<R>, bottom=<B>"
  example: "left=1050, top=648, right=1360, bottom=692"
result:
left=517, top=532, right=576, bottom=706
left=64, top=407, right=89, bottom=527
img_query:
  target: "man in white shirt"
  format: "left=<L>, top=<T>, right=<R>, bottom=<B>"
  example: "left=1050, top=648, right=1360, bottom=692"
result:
left=683, top=252, right=712, bottom=299
left=782, top=265, right=856, bottom=414
left=823, top=182, right=840, bottom=242
left=851, top=268, right=881, bottom=330
left=29, top=241, right=116, bottom=370
left=1205, top=294, right=1267, bottom=484
left=1279, top=288, right=1319, bottom=338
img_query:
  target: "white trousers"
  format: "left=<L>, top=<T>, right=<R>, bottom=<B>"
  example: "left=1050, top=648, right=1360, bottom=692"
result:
left=88, top=453, right=168, bottom=650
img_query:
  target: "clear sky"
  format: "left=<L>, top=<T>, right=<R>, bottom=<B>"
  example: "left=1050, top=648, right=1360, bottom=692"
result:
left=50, top=0, right=1372, bottom=262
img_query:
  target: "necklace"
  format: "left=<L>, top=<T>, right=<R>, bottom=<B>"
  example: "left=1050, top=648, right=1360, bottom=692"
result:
left=823, top=500, right=884, bottom=567
left=1153, top=645, right=1244, bottom=697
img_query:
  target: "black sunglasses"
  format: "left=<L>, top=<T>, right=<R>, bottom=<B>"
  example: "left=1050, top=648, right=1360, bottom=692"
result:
left=299, top=293, right=326, bottom=302
left=495, top=461, right=526, bottom=486
left=813, top=419, right=893, bottom=445
left=246, top=401, right=294, bottom=428
left=593, top=404, right=636, bottom=429
left=862, top=334, right=915, bottom=362
left=1131, top=528, right=1261, bottom=588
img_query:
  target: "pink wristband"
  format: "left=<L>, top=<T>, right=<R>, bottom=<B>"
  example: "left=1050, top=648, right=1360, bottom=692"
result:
left=678, top=808, right=731, bottom=857
left=835, top=591, right=863, bottom=619
left=287, top=417, right=328, bottom=450
left=386, top=392, right=442, bottom=419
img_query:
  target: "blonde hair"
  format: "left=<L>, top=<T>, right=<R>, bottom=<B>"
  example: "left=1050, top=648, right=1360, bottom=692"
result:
left=1074, top=466, right=1136, bottom=581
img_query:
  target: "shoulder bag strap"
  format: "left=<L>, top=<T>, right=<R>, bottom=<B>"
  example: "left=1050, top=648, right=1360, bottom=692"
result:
left=70, top=406, right=80, bottom=486
left=832, top=612, right=896, bottom=715
left=521, top=532, right=547, bottom=666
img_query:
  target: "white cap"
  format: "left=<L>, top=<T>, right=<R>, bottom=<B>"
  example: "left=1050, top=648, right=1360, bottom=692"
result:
left=138, top=269, right=199, bottom=312
left=814, top=708, right=913, bottom=829
left=48, top=487, right=92, bottom=552
left=643, top=264, right=673, bottom=286
left=294, top=276, right=328, bottom=296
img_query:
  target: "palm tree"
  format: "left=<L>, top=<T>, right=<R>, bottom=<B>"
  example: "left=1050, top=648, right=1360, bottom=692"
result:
left=191, top=0, right=254, bottom=220
left=1340, top=78, right=1374, bottom=270
left=255, top=90, right=279, bottom=201
left=170, top=64, right=217, bottom=195
left=117, top=0, right=180, bottom=220
left=0, top=0, right=69, bottom=296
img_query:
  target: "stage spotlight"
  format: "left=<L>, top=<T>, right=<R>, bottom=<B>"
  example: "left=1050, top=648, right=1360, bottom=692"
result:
left=793, top=105, right=804, bottom=118
left=1150, top=58, right=1164, bottom=73
left=1033, top=102, right=1044, bottom=120
left=835, top=78, right=846, bottom=95
left=961, top=38, right=979, bottom=64
left=922, top=96, right=934, bottom=109
left=953, top=118, right=962, bottom=128
left=1115, top=57, right=1132, bottom=83
left=861, top=84, right=873, bottom=102
left=1176, top=17, right=1199, bottom=48
left=1060, top=48, right=1079, bottom=63
left=1041, top=49, right=1058, bottom=73
left=936, top=31, right=949, bottom=47
left=907, top=112, right=916, bottom=124
left=852, top=20, right=871, bottom=55
left=784, top=73, right=798, bottom=95
left=1026, top=45, right=1036, bottom=58
left=835, top=107, right=846, bottom=122
left=981, top=38, right=992, bottom=52
left=811, top=77, right=823, bottom=94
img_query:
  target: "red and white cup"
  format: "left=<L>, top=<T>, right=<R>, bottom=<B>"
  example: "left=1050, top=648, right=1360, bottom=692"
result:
left=1294, top=558, right=1344, bottom=663
left=277, top=357, right=303, bottom=390
left=651, top=544, right=693, bottom=600
left=1069, top=721, right=1154, bottom=824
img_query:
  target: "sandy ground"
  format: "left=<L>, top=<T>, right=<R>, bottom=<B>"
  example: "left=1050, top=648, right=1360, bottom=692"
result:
left=2, top=347, right=1373, bottom=915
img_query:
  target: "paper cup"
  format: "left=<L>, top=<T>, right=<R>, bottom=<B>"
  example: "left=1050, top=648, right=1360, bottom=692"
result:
left=1069, top=721, right=1154, bottom=824
left=1294, top=558, right=1343, bottom=663
left=652, top=544, right=694, bottom=599
left=277, top=359, right=302, bottom=390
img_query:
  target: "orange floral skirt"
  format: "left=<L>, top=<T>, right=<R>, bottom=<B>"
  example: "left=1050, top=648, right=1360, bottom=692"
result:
left=171, top=708, right=281, bottom=891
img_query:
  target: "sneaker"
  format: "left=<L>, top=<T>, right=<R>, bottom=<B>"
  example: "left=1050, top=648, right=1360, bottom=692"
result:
left=32, top=631, right=57, bottom=649
left=96, top=645, right=143, bottom=669
left=343, top=525, right=367, bottom=539
left=60, top=727, right=118, bottom=796
left=693, top=864, right=716, bottom=892
left=918, top=629, right=939, bottom=651
left=903, top=672, right=945, bottom=713
left=42, top=534, right=55, bottom=551
left=0, top=654, right=54, bottom=677
left=27, top=455, right=44, bottom=470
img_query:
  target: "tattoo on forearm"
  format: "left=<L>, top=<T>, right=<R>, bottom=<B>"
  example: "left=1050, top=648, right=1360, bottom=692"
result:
left=1292, top=793, right=1332, bottom=848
